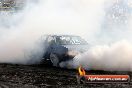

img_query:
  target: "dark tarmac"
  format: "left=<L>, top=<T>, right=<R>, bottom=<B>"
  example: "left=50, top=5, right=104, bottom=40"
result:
left=0, top=63, right=131, bottom=88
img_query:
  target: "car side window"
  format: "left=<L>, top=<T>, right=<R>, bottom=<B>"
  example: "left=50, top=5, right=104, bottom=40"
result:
left=47, top=36, right=56, bottom=45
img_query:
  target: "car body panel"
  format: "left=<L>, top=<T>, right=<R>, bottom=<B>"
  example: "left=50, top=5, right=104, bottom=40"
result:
left=42, top=34, right=89, bottom=63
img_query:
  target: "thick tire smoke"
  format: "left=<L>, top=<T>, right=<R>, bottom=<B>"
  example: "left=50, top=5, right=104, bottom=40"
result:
left=60, top=40, right=132, bottom=71
left=0, top=0, right=104, bottom=64
left=0, top=0, right=132, bottom=72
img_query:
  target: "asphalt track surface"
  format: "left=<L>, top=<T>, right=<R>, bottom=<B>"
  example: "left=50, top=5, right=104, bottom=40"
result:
left=0, top=63, right=131, bottom=88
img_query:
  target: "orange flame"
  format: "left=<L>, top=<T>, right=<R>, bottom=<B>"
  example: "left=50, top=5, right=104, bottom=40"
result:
left=78, top=66, right=86, bottom=76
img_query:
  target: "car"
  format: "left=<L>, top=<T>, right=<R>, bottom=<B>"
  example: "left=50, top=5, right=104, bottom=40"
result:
left=41, top=34, right=89, bottom=67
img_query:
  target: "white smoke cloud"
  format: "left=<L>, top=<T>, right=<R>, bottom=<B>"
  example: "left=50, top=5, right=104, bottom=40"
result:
left=59, top=0, right=132, bottom=71
left=60, top=40, right=132, bottom=71
left=0, top=0, right=132, bottom=72
left=0, top=0, right=105, bottom=64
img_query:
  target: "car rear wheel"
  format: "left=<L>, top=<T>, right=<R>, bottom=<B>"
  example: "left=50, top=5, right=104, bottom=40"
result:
left=50, top=53, right=59, bottom=67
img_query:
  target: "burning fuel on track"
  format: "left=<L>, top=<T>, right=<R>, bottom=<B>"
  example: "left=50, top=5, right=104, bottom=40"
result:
left=0, top=0, right=132, bottom=72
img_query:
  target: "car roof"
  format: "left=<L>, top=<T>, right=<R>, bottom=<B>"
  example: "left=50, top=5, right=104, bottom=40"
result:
left=43, top=34, right=80, bottom=37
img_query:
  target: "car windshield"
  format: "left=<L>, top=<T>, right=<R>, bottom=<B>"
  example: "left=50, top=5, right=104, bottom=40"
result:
left=56, top=36, right=88, bottom=45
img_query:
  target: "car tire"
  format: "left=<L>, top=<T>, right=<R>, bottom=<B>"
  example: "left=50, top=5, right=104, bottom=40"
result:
left=50, top=53, right=60, bottom=67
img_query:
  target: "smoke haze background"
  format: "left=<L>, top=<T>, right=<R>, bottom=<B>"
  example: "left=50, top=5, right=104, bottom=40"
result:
left=0, top=0, right=105, bottom=63
left=0, top=0, right=132, bottom=71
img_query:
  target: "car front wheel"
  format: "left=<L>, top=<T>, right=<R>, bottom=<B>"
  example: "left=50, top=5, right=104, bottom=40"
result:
left=50, top=53, right=60, bottom=67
